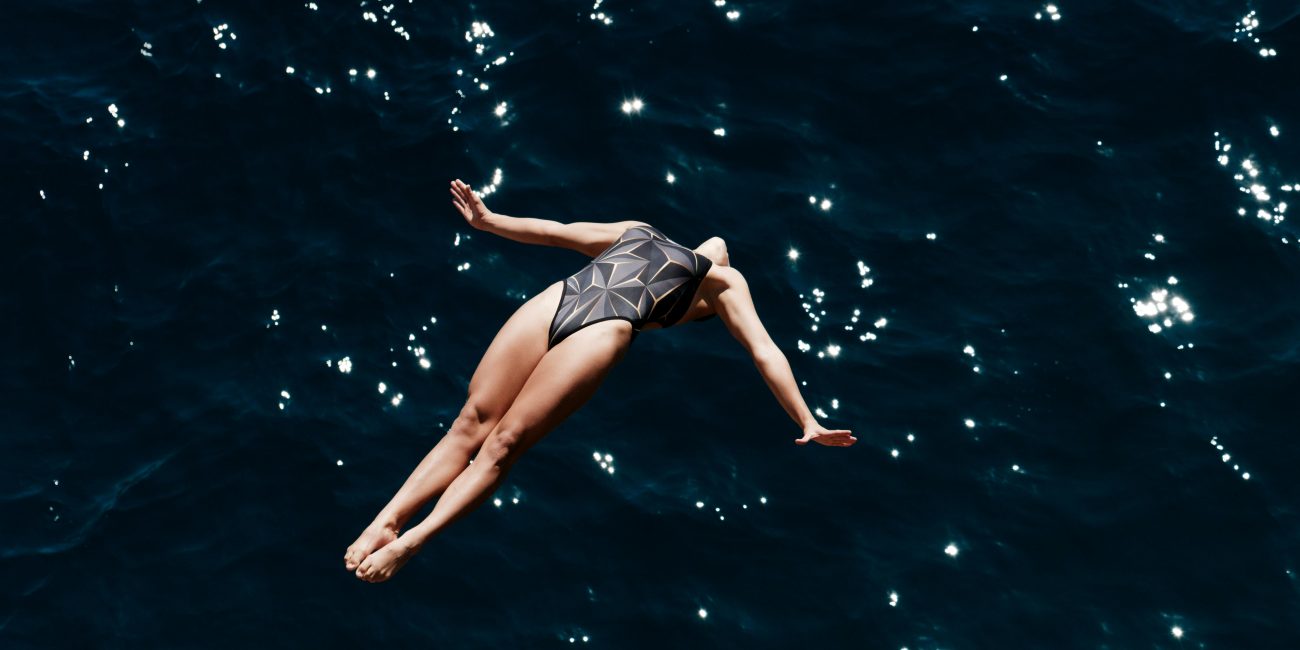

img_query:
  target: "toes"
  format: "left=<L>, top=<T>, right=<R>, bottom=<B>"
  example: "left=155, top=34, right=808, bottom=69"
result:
left=356, top=558, right=374, bottom=581
left=344, top=548, right=364, bottom=570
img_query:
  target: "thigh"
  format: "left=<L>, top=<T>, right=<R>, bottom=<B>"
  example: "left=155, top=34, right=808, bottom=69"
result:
left=465, top=281, right=564, bottom=422
left=495, top=318, right=634, bottom=452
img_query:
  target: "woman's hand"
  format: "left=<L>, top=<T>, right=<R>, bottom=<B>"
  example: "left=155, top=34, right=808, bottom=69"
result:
left=449, top=179, right=493, bottom=230
left=795, top=423, right=856, bottom=447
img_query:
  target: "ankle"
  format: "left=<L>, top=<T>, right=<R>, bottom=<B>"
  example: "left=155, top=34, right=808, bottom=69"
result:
left=370, top=515, right=402, bottom=533
left=395, top=533, right=425, bottom=553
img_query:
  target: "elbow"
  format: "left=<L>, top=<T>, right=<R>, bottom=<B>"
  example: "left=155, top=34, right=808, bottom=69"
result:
left=546, top=221, right=575, bottom=249
left=750, top=341, right=783, bottom=368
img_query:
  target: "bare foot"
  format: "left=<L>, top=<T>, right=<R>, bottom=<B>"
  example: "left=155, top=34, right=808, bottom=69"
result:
left=354, top=538, right=421, bottom=583
left=343, top=523, right=398, bottom=571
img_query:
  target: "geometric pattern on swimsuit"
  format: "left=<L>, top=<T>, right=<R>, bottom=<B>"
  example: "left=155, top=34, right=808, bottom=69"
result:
left=547, top=224, right=714, bottom=349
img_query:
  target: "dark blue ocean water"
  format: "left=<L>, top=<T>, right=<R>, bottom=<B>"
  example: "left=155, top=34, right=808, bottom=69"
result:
left=5, top=0, right=1300, bottom=647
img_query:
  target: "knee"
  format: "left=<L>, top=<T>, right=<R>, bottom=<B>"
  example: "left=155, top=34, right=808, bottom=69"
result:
left=480, top=425, right=525, bottom=466
left=459, top=398, right=494, bottom=425
left=447, top=399, right=494, bottom=445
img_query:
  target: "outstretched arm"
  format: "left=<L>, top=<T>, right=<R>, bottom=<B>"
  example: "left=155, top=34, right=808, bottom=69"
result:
left=701, top=266, right=856, bottom=447
left=449, top=179, right=647, bottom=257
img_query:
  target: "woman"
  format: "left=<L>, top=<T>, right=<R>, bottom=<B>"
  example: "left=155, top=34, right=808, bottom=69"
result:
left=345, top=179, right=856, bottom=582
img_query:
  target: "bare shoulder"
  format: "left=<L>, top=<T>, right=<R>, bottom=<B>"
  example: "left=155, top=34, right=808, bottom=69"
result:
left=601, top=219, right=652, bottom=237
left=700, top=264, right=744, bottom=298
left=693, top=235, right=730, bottom=268
left=699, top=264, right=774, bottom=355
left=556, top=219, right=652, bottom=256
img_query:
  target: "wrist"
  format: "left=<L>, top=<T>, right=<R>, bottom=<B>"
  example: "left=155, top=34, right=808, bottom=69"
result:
left=476, top=212, right=499, bottom=232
